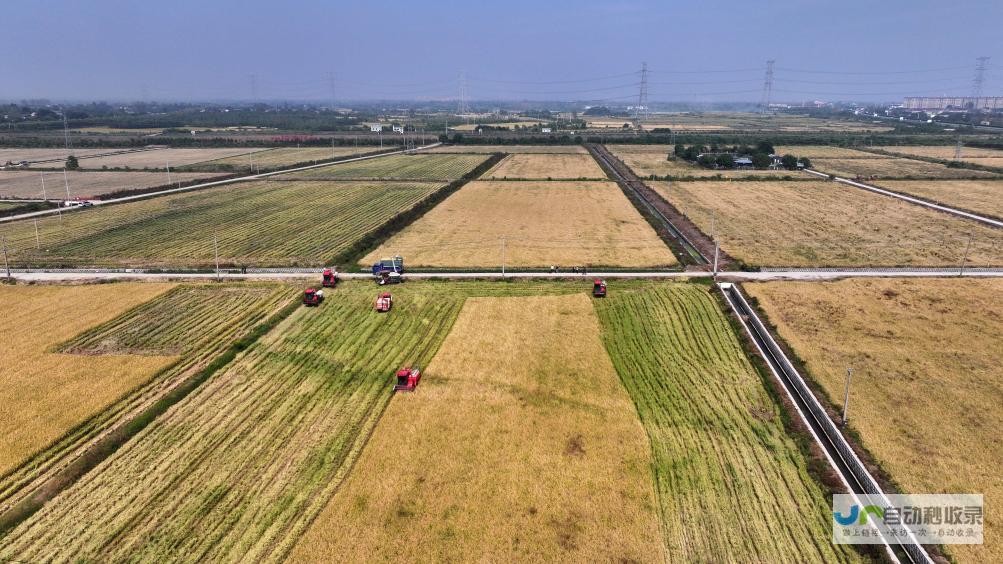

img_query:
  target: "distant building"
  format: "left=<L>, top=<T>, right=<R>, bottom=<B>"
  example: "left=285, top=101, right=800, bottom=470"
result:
left=903, top=97, right=1003, bottom=111
left=392, top=125, right=404, bottom=133
left=541, top=127, right=552, bottom=133
left=369, top=124, right=383, bottom=132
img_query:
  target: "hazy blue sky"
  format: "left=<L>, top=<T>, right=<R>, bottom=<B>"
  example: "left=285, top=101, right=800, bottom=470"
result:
left=5, top=0, right=1001, bottom=103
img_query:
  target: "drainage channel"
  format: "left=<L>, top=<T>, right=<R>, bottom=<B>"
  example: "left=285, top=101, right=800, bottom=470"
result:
left=719, top=282, right=932, bottom=564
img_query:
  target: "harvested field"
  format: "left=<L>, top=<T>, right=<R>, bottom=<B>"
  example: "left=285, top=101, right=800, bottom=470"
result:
left=284, top=153, right=487, bottom=181
left=774, top=145, right=884, bottom=159
left=605, top=145, right=802, bottom=179
left=626, top=112, right=891, bottom=132
left=0, top=281, right=466, bottom=562
left=746, top=278, right=1003, bottom=563
left=451, top=120, right=544, bottom=131
left=810, top=157, right=1000, bottom=179
left=594, top=283, right=859, bottom=562
left=0, top=170, right=216, bottom=199
left=178, top=146, right=376, bottom=171
left=0, top=283, right=176, bottom=475
left=870, top=145, right=1003, bottom=161
left=652, top=180, right=1003, bottom=267
left=877, top=180, right=1003, bottom=219
left=363, top=180, right=676, bottom=268
left=0, top=180, right=443, bottom=267
left=0, top=148, right=114, bottom=164
left=292, top=293, right=663, bottom=562
left=484, top=153, right=606, bottom=179
left=77, top=148, right=265, bottom=170
left=428, top=144, right=586, bottom=154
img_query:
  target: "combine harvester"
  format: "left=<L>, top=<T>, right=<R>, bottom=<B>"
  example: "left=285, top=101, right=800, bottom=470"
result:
left=393, top=366, right=421, bottom=392
left=374, top=292, right=393, bottom=312
left=302, top=288, right=324, bottom=307
left=372, top=255, right=404, bottom=285
left=593, top=279, right=607, bottom=297
left=321, top=268, right=339, bottom=288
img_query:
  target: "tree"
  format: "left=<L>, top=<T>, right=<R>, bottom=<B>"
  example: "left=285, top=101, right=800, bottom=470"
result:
left=715, top=153, right=735, bottom=169
left=673, top=144, right=685, bottom=157
left=800, top=157, right=812, bottom=169
left=780, top=154, right=799, bottom=170
left=756, top=141, right=775, bottom=155
left=750, top=152, right=771, bottom=169
left=697, top=154, right=717, bottom=168
left=65, top=155, right=79, bottom=170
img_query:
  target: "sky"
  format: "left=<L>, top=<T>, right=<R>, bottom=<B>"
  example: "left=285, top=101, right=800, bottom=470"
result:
left=4, top=0, right=1002, bottom=104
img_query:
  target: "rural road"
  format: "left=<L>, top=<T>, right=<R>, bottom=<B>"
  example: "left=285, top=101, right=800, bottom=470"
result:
left=0, top=143, right=442, bottom=224
left=7, top=267, right=1003, bottom=283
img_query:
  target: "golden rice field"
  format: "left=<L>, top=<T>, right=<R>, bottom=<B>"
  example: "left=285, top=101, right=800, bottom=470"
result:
left=0, top=169, right=216, bottom=198
left=291, top=294, right=664, bottom=562
left=0, top=179, right=443, bottom=267
left=652, top=180, right=1003, bottom=266
left=746, top=278, right=1003, bottom=563
left=593, top=283, right=860, bottom=562
left=363, top=180, right=677, bottom=268
left=0, top=148, right=113, bottom=164
left=283, top=153, right=487, bottom=181
left=869, top=145, right=1003, bottom=160
left=77, top=148, right=265, bottom=169
left=605, top=146, right=801, bottom=179
left=484, top=153, right=606, bottom=179
left=179, top=146, right=375, bottom=171
left=428, top=144, right=586, bottom=154
left=774, top=145, right=883, bottom=159
left=877, top=180, right=1003, bottom=219
left=0, top=283, right=175, bottom=476
left=810, top=157, right=1000, bottom=179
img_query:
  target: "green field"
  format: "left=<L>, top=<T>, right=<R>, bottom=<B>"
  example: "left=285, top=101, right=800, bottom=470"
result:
left=593, top=283, right=859, bottom=562
left=284, top=153, right=488, bottom=181
left=0, top=180, right=443, bottom=268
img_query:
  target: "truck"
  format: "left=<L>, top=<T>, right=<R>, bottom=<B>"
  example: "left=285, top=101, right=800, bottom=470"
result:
left=371, top=255, right=404, bottom=277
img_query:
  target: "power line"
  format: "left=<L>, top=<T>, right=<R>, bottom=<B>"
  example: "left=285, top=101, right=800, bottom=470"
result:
left=774, top=65, right=972, bottom=75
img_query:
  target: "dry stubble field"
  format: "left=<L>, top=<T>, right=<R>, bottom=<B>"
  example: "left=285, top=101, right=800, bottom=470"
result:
left=0, top=170, right=216, bottom=198
left=363, top=180, right=677, bottom=268
left=484, top=153, right=606, bottom=179
left=652, top=180, right=1003, bottom=266
left=284, top=153, right=487, bottom=181
left=427, top=145, right=586, bottom=154
left=746, top=278, right=1003, bottom=563
left=291, top=294, right=664, bottom=562
left=774, top=145, right=883, bottom=159
left=76, top=148, right=265, bottom=169
left=605, top=145, right=801, bottom=179
left=809, top=157, right=1000, bottom=179
left=876, top=180, right=1003, bottom=219
left=0, top=283, right=175, bottom=476
left=0, top=148, right=114, bottom=164
left=178, top=146, right=376, bottom=171
left=868, top=145, right=1003, bottom=161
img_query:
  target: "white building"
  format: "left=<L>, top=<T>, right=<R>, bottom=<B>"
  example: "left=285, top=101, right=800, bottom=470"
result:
left=369, top=124, right=383, bottom=132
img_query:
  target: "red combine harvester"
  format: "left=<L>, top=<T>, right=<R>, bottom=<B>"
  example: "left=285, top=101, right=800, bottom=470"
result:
left=303, top=288, right=325, bottom=306
left=393, top=366, right=421, bottom=392
left=321, top=268, right=338, bottom=288
left=592, top=279, right=607, bottom=297
left=374, top=292, right=393, bottom=312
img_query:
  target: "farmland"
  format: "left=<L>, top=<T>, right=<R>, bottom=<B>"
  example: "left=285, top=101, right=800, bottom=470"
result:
left=746, top=278, right=1003, bottom=563
left=0, top=179, right=443, bottom=267
left=0, top=283, right=293, bottom=517
left=869, top=145, right=1003, bottom=161
left=362, top=180, right=677, bottom=268
left=291, top=293, right=663, bottom=562
left=484, top=153, right=606, bottom=179
left=451, top=120, right=544, bottom=131
left=620, top=112, right=892, bottom=132
left=284, top=153, right=487, bottom=181
left=593, top=283, right=859, bottom=562
left=428, top=144, right=587, bottom=154
left=877, top=180, right=1003, bottom=219
left=809, top=157, right=1000, bottom=179
left=605, top=145, right=802, bottom=179
left=178, top=146, right=378, bottom=172
left=0, top=148, right=117, bottom=164
left=0, top=281, right=467, bottom=562
left=76, top=148, right=265, bottom=170
left=652, top=180, right=1003, bottom=266
left=0, top=170, right=217, bottom=198
left=774, top=145, right=884, bottom=159
left=0, top=283, right=175, bottom=476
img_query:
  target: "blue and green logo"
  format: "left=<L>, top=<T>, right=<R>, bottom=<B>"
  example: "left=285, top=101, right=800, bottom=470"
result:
left=834, top=504, right=884, bottom=526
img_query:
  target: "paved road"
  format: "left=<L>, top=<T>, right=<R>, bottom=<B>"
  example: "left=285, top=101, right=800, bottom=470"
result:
left=7, top=268, right=1003, bottom=283
left=0, top=143, right=441, bottom=224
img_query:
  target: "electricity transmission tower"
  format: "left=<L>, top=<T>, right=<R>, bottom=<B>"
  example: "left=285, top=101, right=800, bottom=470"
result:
left=971, top=56, right=990, bottom=108
left=327, top=71, right=337, bottom=110
left=457, top=71, right=470, bottom=116
left=759, top=60, right=775, bottom=114
left=635, top=62, right=649, bottom=123
left=249, top=73, right=259, bottom=102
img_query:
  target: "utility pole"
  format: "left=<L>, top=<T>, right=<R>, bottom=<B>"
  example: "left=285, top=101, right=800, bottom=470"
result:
left=40, top=172, right=47, bottom=201
left=33, top=219, right=40, bottom=249
left=759, top=60, right=775, bottom=114
left=63, top=168, right=71, bottom=202
left=841, top=367, right=852, bottom=426
left=166, top=159, right=172, bottom=184
left=960, top=233, right=973, bottom=276
left=213, top=231, right=221, bottom=282
left=955, top=135, right=963, bottom=161
left=501, top=236, right=506, bottom=277
left=62, top=111, right=71, bottom=156
left=1, top=236, right=9, bottom=281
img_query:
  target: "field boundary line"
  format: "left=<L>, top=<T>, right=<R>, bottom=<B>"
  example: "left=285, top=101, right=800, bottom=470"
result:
left=719, top=281, right=932, bottom=564
left=0, top=143, right=441, bottom=224
left=804, top=169, right=1003, bottom=229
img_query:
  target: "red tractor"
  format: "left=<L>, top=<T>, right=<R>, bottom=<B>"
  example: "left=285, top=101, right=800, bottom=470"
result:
left=374, top=292, right=393, bottom=312
left=393, top=366, right=421, bottom=392
left=303, top=288, right=325, bottom=306
left=592, top=278, right=607, bottom=298
left=321, top=268, right=338, bottom=288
